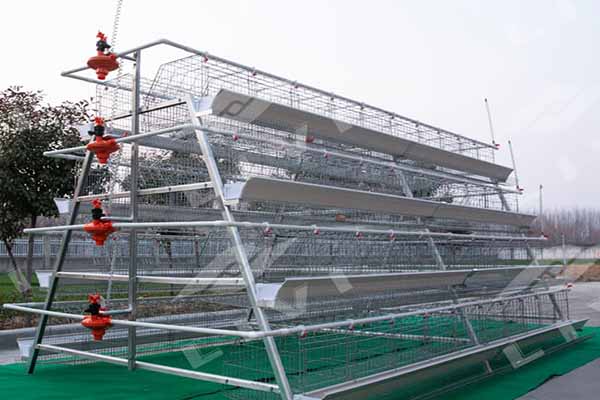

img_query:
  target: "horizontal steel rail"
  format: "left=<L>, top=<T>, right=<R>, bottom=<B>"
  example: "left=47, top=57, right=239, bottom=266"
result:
left=37, top=344, right=280, bottom=393
left=3, top=304, right=257, bottom=338
left=3, top=289, right=568, bottom=340
left=42, top=124, right=194, bottom=157
left=321, top=328, right=472, bottom=344
left=23, top=220, right=546, bottom=243
left=134, top=360, right=279, bottom=393
left=76, top=182, right=214, bottom=202
left=55, top=271, right=246, bottom=286
left=105, top=98, right=186, bottom=122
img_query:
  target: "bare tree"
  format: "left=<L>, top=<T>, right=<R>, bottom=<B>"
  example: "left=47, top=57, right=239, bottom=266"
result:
left=532, top=208, right=600, bottom=246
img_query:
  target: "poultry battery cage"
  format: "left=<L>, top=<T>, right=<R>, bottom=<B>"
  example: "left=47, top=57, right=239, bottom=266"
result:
left=4, top=39, right=589, bottom=400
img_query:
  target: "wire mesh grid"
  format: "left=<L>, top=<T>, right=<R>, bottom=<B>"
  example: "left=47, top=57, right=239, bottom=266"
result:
left=220, top=291, right=568, bottom=398
left=150, top=55, right=496, bottom=160
left=47, top=226, right=541, bottom=290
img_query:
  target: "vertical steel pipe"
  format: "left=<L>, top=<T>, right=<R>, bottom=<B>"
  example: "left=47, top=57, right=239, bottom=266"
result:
left=127, top=50, right=141, bottom=371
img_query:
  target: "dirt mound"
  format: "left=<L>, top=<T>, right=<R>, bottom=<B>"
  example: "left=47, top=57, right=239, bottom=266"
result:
left=561, top=263, right=600, bottom=282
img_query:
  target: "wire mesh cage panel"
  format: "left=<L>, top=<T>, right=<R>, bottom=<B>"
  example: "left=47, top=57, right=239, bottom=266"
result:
left=150, top=55, right=496, bottom=160
left=221, top=291, right=569, bottom=399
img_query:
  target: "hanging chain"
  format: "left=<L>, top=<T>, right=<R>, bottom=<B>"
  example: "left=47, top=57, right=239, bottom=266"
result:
left=105, top=0, right=126, bottom=304
left=111, top=0, right=124, bottom=51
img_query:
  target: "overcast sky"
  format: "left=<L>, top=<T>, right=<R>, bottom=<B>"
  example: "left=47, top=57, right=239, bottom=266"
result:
left=1, top=0, right=598, bottom=210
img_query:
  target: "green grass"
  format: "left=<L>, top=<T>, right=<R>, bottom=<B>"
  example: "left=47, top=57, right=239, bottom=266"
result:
left=0, top=273, right=46, bottom=328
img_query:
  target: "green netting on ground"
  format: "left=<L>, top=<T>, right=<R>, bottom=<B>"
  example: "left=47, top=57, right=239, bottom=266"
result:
left=1, top=327, right=597, bottom=400
left=35, top=315, right=544, bottom=394
left=432, top=326, right=600, bottom=400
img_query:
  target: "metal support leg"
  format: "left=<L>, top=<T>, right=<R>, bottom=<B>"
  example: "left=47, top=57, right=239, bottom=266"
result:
left=549, top=293, right=565, bottom=321
left=187, top=97, right=294, bottom=400
left=449, top=287, right=492, bottom=373
left=524, top=239, right=540, bottom=266
left=27, top=152, right=94, bottom=373
left=496, top=185, right=510, bottom=211
left=127, top=50, right=141, bottom=370
left=397, top=168, right=445, bottom=269
left=496, top=186, right=539, bottom=266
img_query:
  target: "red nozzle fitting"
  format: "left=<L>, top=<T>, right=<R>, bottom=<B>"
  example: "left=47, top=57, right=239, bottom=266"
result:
left=81, top=293, right=112, bottom=341
left=87, top=32, right=119, bottom=80
left=84, top=199, right=116, bottom=246
left=86, top=117, right=120, bottom=164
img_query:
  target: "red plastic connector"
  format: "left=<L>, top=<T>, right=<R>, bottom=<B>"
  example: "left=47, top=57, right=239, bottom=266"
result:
left=86, top=117, right=120, bottom=164
left=83, top=199, right=116, bottom=245
left=87, top=32, right=119, bottom=80
left=84, top=219, right=116, bottom=246
left=87, top=136, right=120, bottom=164
left=81, top=293, right=112, bottom=341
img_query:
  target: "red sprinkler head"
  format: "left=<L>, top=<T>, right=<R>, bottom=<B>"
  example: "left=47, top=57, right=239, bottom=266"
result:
left=83, top=199, right=116, bottom=246
left=81, top=293, right=112, bottom=341
left=87, top=31, right=119, bottom=80
left=86, top=117, right=120, bottom=164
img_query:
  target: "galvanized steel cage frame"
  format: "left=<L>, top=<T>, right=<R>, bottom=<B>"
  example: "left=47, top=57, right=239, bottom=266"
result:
left=3, top=40, right=588, bottom=400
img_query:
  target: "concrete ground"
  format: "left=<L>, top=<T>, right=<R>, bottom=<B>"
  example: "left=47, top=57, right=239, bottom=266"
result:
left=517, top=282, right=600, bottom=400
left=518, top=359, right=600, bottom=400
left=0, top=348, right=20, bottom=365
left=564, top=282, right=600, bottom=326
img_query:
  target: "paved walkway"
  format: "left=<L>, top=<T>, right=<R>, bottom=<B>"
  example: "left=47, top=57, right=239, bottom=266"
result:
left=0, top=349, right=20, bottom=365
left=565, top=282, right=600, bottom=326
left=518, top=358, right=600, bottom=400
left=518, top=282, right=600, bottom=400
